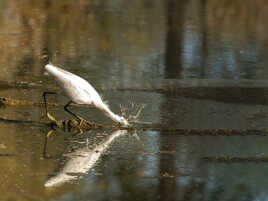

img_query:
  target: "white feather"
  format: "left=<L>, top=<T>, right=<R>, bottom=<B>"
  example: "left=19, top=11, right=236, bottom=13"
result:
left=45, top=64, right=129, bottom=126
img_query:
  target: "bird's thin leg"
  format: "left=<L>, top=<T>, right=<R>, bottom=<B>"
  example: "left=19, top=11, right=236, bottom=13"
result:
left=42, top=130, right=54, bottom=159
left=42, top=91, right=57, bottom=117
left=64, top=101, right=85, bottom=126
left=64, top=101, right=79, bottom=119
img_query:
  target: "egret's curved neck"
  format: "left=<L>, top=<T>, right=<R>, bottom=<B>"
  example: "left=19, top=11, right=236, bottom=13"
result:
left=96, top=102, right=124, bottom=124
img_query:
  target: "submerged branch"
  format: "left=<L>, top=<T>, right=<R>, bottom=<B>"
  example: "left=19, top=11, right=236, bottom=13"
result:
left=0, top=97, right=87, bottom=107
left=0, top=116, right=49, bottom=127
left=45, top=112, right=126, bottom=131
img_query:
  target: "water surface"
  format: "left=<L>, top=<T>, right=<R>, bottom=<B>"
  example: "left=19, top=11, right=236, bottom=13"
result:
left=1, top=0, right=268, bottom=201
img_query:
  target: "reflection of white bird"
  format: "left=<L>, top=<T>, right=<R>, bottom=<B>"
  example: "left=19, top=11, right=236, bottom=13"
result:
left=45, top=129, right=127, bottom=187
left=44, top=64, right=129, bottom=126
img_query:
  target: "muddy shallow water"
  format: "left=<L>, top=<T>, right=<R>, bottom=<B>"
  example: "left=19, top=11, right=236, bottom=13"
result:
left=1, top=0, right=268, bottom=201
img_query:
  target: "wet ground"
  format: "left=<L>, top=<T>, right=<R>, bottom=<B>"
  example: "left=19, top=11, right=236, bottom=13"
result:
left=1, top=0, right=268, bottom=201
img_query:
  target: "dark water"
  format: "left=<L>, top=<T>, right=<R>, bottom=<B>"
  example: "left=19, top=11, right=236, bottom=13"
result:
left=1, top=0, right=268, bottom=201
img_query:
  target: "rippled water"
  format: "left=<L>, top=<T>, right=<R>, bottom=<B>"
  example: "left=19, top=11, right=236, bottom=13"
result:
left=1, top=0, right=268, bottom=201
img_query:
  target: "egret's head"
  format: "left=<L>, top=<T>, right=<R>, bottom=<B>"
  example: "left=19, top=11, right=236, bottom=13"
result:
left=119, top=116, right=129, bottom=126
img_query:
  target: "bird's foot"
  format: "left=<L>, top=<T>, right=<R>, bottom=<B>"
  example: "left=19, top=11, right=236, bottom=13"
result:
left=47, top=112, right=56, bottom=122
left=74, top=117, right=85, bottom=134
left=40, top=110, right=51, bottom=121
left=46, top=129, right=55, bottom=138
left=76, top=116, right=87, bottom=127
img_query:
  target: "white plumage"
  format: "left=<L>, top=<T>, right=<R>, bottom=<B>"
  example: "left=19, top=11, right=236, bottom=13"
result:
left=45, top=64, right=129, bottom=126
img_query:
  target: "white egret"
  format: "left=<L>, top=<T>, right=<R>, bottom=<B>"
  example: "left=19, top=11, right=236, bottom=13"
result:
left=43, top=64, right=129, bottom=126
